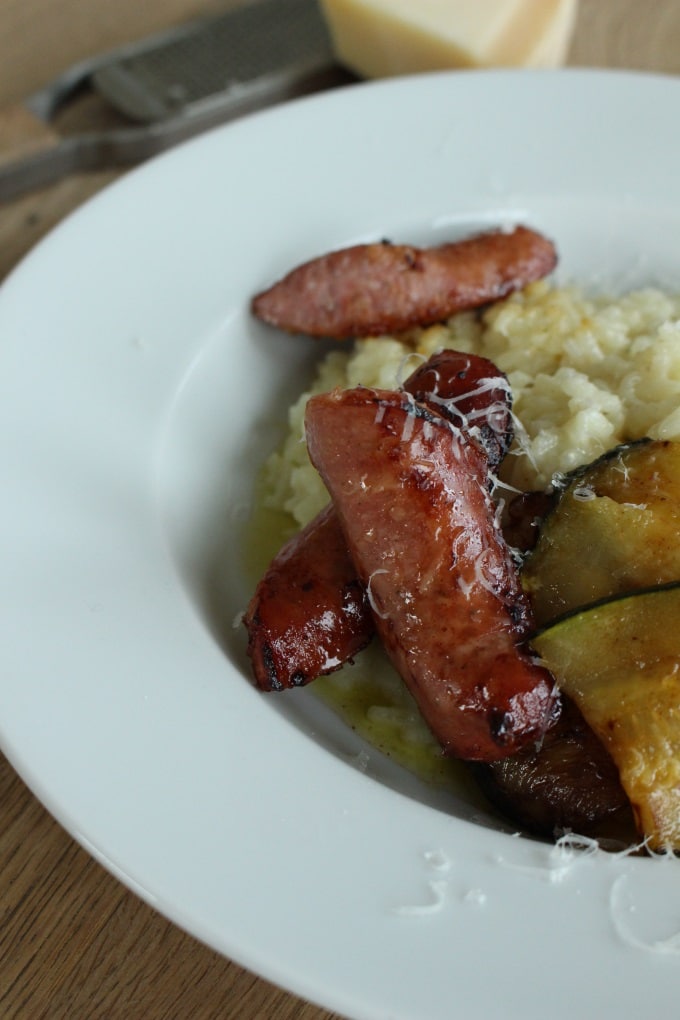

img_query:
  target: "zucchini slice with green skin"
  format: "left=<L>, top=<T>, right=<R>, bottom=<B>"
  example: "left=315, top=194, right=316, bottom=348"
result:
left=532, top=583, right=680, bottom=850
left=521, top=440, right=680, bottom=626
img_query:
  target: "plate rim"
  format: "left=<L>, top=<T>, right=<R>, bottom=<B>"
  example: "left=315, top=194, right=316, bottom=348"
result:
left=2, top=67, right=680, bottom=1020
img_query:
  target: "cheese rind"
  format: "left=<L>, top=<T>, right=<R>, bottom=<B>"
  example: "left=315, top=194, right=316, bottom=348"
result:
left=319, top=0, right=578, bottom=77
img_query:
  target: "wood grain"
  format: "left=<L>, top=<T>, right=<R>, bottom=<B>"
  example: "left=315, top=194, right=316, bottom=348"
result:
left=1, top=2, right=679, bottom=1018
left=0, top=769, right=338, bottom=1020
left=570, top=0, right=680, bottom=72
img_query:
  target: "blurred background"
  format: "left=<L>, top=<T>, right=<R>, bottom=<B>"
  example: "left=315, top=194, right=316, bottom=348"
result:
left=2, top=0, right=680, bottom=106
left=2, top=0, right=680, bottom=283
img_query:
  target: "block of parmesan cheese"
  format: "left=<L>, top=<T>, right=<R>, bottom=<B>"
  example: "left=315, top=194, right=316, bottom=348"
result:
left=319, top=0, right=578, bottom=77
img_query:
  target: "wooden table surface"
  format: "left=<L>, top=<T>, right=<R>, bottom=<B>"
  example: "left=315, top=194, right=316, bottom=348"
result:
left=1, top=2, right=679, bottom=1017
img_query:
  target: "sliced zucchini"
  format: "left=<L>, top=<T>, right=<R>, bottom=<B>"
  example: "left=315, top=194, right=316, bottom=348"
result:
left=522, top=440, right=680, bottom=625
left=532, top=584, right=680, bottom=850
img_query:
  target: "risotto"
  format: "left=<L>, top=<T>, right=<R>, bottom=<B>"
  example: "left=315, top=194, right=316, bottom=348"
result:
left=260, top=280, right=680, bottom=526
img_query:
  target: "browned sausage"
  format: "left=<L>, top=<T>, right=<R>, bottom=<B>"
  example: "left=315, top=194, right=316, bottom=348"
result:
left=305, top=386, right=558, bottom=761
left=244, top=350, right=514, bottom=692
left=243, top=503, right=371, bottom=690
left=469, top=697, right=635, bottom=838
left=503, top=489, right=559, bottom=556
left=252, top=226, right=557, bottom=339
left=403, top=349, right=513, bottom=469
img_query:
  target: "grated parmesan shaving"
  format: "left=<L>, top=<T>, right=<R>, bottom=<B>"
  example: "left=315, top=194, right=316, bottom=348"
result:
left=392, top=879, right=448, bottom=917
left=609, top=864, right=680, bottom=955
left=346, top=749, right=371, bottom=773
left=400, top=405, right=416, bottom=443
left=395, top=351, right=426, bottom=387
left=463, top=888, right=488, bottom=906
left=423, top=848, right=452, bottom=873
left=366, top=569, right=389, bottom=619
left=392, top=848, right=454, bottom=917
left=496, top=831, right=602, bottom=884
left=473, top=547, right=500, bottom=598
left=505, top=409, right=540, bottom=474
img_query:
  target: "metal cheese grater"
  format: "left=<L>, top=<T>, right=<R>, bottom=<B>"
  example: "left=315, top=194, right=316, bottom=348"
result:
left=0, top=0, right=354, bottom=201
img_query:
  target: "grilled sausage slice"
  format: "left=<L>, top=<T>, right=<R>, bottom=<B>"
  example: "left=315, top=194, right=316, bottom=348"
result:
left=252, top=226, right=557, bottom=339
left=243, top=504, right=371, bottom=690
left=244, top=350, right=514, bottom=691
left=305, top=386, right=558, bottom=761
left=404, top=349, right=513, bottom=469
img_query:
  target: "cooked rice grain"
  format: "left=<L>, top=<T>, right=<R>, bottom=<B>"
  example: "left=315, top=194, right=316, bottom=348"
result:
left=261, top=281, right=680, bottom=523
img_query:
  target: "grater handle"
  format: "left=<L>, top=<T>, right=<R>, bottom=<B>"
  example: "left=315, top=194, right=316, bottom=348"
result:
left=0, top=69, right=356, bottom=203
left=0, top=105, right=61, bottom=177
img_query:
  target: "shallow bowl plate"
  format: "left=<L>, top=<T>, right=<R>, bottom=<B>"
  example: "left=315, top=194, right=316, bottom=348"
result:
left=1, top=70, right=680, bottom=1020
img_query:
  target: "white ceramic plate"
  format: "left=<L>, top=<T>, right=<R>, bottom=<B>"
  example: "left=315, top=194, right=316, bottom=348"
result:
left=2, top=69, right=680, bottom=1020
